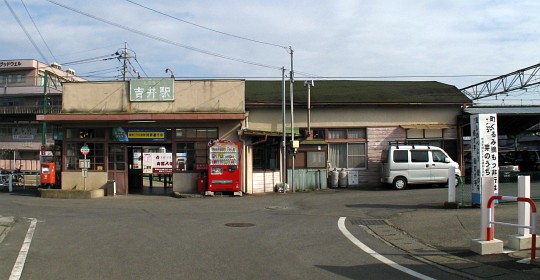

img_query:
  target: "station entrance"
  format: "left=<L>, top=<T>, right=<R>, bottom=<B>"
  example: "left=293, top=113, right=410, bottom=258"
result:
left=108, top=144, right=173, bottom=195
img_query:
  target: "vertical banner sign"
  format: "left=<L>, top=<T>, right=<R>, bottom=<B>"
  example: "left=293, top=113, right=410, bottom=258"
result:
left=470, top=114, right=499, bottom=205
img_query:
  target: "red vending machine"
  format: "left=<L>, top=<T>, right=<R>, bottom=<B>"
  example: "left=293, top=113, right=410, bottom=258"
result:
left=207, top=140, right=241, bottom=196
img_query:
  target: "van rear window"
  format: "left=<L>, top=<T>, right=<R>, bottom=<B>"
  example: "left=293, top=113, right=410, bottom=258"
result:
left=393, top=150, right=408, bottom=163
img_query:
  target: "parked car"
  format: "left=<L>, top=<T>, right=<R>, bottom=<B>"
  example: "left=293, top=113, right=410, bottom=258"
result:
left=380, top=144, right=461, bottom=190
left=502, top=150, right=540, bottom=172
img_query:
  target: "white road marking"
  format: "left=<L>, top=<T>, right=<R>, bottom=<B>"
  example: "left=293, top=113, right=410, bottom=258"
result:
left=338, top=217, right=436, bottom=280
left=9, top=218, right=37, bottom=280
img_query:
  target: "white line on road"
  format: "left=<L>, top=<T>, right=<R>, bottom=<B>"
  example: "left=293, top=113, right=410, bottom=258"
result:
left=338, top=217, right=436, bottom=280
left=9, top=218, right=37, bottom=280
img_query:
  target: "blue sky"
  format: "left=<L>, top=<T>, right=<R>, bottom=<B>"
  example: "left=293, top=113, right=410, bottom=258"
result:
left=2, top=0, right=540, bottom=104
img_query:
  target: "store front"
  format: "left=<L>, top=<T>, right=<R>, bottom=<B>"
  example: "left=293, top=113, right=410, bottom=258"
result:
left=37, top=79, right=246, bottom=194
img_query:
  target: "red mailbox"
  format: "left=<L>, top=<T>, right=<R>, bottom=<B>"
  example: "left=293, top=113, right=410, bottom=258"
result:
left=40, top=162, right=56, bottom=187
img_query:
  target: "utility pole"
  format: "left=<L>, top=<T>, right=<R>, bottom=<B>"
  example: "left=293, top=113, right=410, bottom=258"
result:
left=41, top=70, right=48, bottom=146
left=289, top=46, right=295, bottom=192
left=122, top=42, right=128, bottom=81
left=281, top=67, right=287, bottom=190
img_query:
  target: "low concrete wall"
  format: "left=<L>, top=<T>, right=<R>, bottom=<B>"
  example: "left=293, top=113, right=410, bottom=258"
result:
left=39, top=189, right=105, bottom=199
left=173, top=173, right=198, bottom=193
left=61, top=171, right=108, bottom=191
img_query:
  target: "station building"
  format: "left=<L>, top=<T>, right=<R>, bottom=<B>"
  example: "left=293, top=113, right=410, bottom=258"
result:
left=37, top=78, right=471, bottom=194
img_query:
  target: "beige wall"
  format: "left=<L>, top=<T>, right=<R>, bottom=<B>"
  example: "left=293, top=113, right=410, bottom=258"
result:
left=247, top=106, right=459, bottom=132
left=61, top=171, right=108, bottom=191
left=62, top=80, right=245, bottom=114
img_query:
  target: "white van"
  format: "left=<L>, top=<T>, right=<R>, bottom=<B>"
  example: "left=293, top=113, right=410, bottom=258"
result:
left=380, top=144, right=461, bottom=190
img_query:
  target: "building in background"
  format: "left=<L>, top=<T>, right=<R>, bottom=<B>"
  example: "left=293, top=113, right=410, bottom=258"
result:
left=0, top=59, right=86, bottom=171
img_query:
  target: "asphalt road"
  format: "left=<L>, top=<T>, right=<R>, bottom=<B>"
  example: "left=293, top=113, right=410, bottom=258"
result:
left=0, top=186, right=537, bottom=279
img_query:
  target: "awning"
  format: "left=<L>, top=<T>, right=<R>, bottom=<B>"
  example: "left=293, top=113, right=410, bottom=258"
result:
left=241, top=128, right=299, bottom=137
left=36, top=113, right=247, bottom=122
left=400, top=124, right=452, bottom=129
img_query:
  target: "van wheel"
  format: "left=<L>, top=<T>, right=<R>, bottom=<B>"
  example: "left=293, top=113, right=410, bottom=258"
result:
left=454, top=175, right=462, bottom=187
left=393, top=177, right=407, bottom=190
left=444, top=175, right=462, bottom=188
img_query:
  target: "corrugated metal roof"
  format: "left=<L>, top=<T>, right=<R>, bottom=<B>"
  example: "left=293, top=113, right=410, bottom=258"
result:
left=245, top=80, right=471, bottom=105
left=463, top=106, right=540, bottom=115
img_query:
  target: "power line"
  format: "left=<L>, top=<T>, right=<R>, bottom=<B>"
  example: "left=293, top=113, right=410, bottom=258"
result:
left=61, top=53, right=118, bottom=66
left=4, top=0, right=48, bottom=63
left=46, top=0, right=283, bottom=72
left=124, top=0, right=288, bottom=50
left=20, top=0, right=57, bottom=62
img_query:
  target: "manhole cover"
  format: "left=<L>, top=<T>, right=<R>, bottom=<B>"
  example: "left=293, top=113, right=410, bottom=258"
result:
left=349, top=219, right=387, bottom=226
left=225, top=223, right=255, bottom=227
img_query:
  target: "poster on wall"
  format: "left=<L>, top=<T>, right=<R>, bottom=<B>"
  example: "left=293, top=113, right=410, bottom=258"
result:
left=470, top=113, right=499, bottom=205
left=142, top=153, right=172, bottom=174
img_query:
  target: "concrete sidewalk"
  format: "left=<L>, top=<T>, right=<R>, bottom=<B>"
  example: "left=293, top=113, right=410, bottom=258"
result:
left=373, top=200, right=540, bottom=279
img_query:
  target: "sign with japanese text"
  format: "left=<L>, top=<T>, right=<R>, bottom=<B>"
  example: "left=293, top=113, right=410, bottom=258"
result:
left=129, top=78, right=174, bottom=101
left=112, top=127, right=167, bottom=142
left=470, top=114, right=499, bottom=205
left=142, top=152, right=172, bottom=174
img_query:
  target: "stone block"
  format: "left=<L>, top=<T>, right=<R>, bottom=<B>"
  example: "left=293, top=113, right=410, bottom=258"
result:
left=470, top=238, right=504, bottom=255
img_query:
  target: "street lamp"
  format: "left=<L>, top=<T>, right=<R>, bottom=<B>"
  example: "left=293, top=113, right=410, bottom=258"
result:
left=165, top=68, right=175, bottom=79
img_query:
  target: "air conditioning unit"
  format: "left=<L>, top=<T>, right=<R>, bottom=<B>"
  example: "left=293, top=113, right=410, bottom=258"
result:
left=50, top=62, right=62, bottom=70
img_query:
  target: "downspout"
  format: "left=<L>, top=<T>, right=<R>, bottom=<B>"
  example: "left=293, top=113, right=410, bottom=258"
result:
left=237, top=120, right=247, bottom=195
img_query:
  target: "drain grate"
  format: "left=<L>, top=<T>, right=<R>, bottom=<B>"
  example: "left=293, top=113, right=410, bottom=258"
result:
left=349, top=219, right=387, bottom=226
left=225, top=222, right=255, bottom=227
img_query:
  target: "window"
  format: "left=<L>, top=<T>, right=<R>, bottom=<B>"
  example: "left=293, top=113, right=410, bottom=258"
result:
left=252, top=139, right=279, bottom=170
left=411, top=150, right=429, bottom=162
left=328, top=143, right=366, bottom=169
left=307, top=151, right=326, bottom=168
left=328, top=128, right=366, bottom=139
left=312, top=129, right=325, bottom=139
left=393, top=150, right=408, bottom=163
left=66, top=128, right=105, bottom=139
left=176, top=128, right=218, bottom=139
left=176, top=142, right=208, bottom=171
left=65, top=142, right=105, bottom=171
left=432, top=150, right=447, bottom=163
left=328, top=129, right=346, bottom=139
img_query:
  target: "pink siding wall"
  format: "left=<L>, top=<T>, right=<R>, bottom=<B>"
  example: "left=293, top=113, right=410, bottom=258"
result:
left=0, top=160, right=40, bottom=172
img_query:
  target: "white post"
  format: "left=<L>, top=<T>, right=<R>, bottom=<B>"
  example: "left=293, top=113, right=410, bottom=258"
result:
left=8, top=174, right=13, bottom=193
left=480, top=176, right=495, bottom=241
left=447, top=167, right=456, bottom=203
left=517, top=176, right=531, bottom=236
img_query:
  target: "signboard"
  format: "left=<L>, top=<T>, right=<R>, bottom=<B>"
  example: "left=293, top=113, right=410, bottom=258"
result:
left=129, top=78, right=174, bottom=101
left=12, top=127, right=37, bottom=141
left=79, top=159, right=91, bottom=169
left=112, top=127, right=167, bottom=142
left=80, top=144, right=90, bottom=156
left=142, top=152, right=172, bottom=174
left=470, top=114, right=499, bottom=205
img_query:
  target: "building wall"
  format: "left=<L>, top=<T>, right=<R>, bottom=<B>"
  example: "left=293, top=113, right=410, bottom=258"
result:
left=61, top=171, right=108, bottom=191
left=247, top=106, right=459, bottom=131
left=62, top=80, right=245, bottom=114
left=246, top=105, right=460, bottom=187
